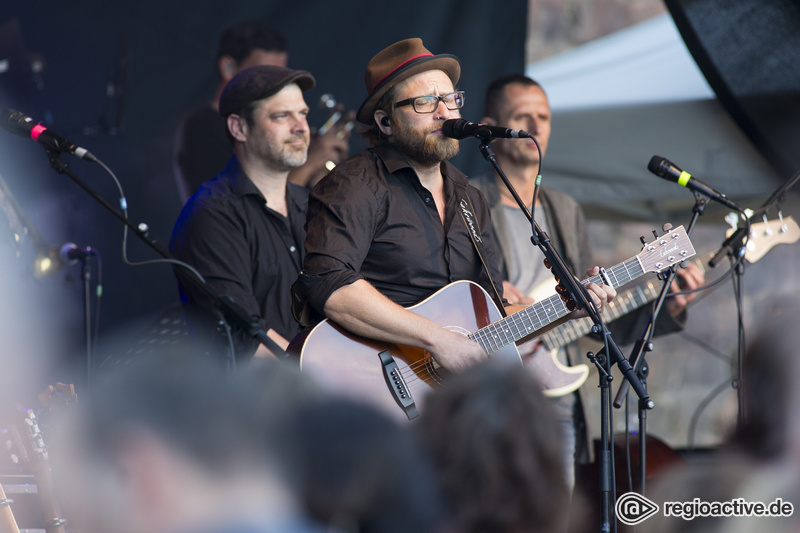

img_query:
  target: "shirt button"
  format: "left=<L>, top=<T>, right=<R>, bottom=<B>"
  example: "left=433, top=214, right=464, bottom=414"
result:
left=289, top=245, right=297, bottom=252
left=424, top=197, right=431, bottom=203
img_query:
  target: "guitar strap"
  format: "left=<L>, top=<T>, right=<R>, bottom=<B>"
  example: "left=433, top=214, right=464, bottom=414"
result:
left=458, top=193, right=506, bottom=316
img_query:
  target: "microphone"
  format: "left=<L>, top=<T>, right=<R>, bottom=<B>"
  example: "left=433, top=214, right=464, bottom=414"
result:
left=442, top=118, right=529, bottom=140
left=647, top=155, right=743, bottom=212
left=2, top=109, right=97, bottom=162
left=59, top=243, right=94, bottom=265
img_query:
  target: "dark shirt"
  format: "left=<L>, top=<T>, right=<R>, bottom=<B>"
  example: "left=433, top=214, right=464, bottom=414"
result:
left=174, top=105, right=231, bottom=204
left=169, top=156, right=307, bottom=357
left=294, top=143, right=503, bottom=318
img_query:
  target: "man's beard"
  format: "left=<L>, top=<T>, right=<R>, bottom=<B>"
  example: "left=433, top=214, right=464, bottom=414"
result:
left=263, top=135, right=309, bottom=171
left=390, top=123, right=460, bottom=167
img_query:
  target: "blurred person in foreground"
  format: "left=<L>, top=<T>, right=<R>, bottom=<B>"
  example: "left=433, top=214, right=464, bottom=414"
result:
left=645, top=297, right=800, bottom=533
left=277, top=396, right=450, bottom=533
left=415, top=358, right=579, bottom=533
left=50, top=353, right=330, bottom=533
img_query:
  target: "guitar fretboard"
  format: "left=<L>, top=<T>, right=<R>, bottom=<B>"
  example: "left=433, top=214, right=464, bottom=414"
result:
left=469, top=257, right=645, bottom=354
left=538, top=252, right=711, bottom=351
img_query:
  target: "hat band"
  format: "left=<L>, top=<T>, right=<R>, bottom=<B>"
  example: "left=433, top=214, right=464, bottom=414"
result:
left=369, top=52, right=434, bottom=93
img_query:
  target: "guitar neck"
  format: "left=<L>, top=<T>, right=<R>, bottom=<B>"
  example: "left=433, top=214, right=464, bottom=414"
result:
left=0, top=481, right=21, bottom=533
left=469, top=256, right=646, bottom=353
left=539, top=252, right=711, bottom=351
left=34, top=467, right=66, bottom=533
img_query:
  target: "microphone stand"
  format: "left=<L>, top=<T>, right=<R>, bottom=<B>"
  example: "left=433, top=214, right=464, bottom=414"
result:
left=475, top=135, right=652, bottom=532
left=80, top=253, right=94, bottom=386
left=41, top=149, right=286, bottom=376
left=707, top=167, right=800, bottom=430
left=612, top=191, right=706, bottom=497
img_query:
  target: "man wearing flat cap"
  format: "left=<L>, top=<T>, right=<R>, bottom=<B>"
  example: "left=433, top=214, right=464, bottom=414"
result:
left=293, top=39, right=614, bottom=371
left=170, top=64, right=315, bottom=359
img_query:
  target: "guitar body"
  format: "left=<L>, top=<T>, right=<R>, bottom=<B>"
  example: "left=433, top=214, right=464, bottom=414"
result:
left=526, top=280, right=591, bottom=396
left=288, top=280, right=522, bottom=422
left=526, top=345, right=590, bottom=398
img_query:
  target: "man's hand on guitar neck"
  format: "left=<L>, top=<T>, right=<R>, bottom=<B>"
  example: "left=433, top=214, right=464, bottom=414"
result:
left=502, top=280, right=535, bottom=306
left=572, top=266, right=617, bottom=318
left=504, top=266, right=616, bottom=320
left=665, top=262, right=705, bottom=318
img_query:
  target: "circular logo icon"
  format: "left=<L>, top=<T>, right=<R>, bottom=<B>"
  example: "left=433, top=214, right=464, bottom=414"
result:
left=616, top=492, right=660, bottom=525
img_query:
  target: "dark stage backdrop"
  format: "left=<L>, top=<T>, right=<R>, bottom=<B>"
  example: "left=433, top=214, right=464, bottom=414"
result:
left=0, top=1, right=526, bottom=387
left=666, top=0, right=800, bottom=178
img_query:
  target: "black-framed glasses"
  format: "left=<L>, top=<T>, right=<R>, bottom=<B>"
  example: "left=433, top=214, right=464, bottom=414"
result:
left=393, top=91, right=465, bottom=114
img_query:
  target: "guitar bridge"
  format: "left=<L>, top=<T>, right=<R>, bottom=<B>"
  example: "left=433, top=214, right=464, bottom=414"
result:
left=378, top=350, right=419, bottom=420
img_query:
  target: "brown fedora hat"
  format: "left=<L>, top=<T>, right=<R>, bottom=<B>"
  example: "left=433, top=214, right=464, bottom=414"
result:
left=356, top=38, right=461, bottom=125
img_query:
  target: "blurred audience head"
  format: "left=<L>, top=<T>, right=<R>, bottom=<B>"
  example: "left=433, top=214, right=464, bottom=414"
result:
left=646, top=296, right=800, bottom=533
left=275, top=395, right=449, bottom=533
left=51, top=353, right=317, bottom=533
left=415, top=358, right=571, bottom=533
left=732, top=296, right=800, bottom=463
left=647, top=452, right=799, bottom=533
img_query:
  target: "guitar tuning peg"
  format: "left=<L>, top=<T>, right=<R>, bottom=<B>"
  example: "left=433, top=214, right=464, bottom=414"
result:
left=543, top=258, right=551, bottom=269
left=652, top=229, right=659, bottom=239
left=778, top=210, right=789, bottom=233
left=662, top=222, right=673, bottom=232
left=639, top=236, right=647, bottom=247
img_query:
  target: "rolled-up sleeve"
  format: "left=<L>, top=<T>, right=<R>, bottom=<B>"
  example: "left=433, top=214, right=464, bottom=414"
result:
left=295, top=161, right=382, bottom=316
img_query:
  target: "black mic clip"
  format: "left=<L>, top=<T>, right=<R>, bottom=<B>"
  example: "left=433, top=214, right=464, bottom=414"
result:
left=60, top=243, right=95, bottom=265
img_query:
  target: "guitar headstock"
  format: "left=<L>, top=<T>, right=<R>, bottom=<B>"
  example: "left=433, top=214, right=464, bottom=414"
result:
left=734, top=215, right=800, bottom=264
left=38, top=383, right=78, bottom=415
left=7, top=384, right=75, bottom=475
left=7, top=387, right=69, bottom=533
left=9, top=405, right=49, bottom=474
left=637, top=225, right=696, bottom=273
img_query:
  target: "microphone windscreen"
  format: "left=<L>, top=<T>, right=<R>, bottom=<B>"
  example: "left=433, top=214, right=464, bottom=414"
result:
left=647, top=155, right=666, bottom=175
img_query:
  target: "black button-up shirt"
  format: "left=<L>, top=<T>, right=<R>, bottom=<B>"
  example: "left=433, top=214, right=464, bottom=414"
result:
left=170, top=156, right=307, bottom=357
left=295, top=143, right=503, bottom=318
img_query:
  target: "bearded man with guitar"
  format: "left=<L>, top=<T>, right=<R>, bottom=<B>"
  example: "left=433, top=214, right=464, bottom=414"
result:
left=291, top=40, right=620, bottom=407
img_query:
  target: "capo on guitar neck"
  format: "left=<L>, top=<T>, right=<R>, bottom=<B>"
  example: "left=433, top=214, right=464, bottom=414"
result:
left=598, top=267, right=612, bottom=287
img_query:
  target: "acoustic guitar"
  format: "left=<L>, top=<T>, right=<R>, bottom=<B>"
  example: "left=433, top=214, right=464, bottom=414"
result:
left=288, top=227, right=696, bottom=421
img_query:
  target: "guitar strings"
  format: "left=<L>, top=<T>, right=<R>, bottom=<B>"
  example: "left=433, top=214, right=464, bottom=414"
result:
left=390, top=257, right=649, bottom=391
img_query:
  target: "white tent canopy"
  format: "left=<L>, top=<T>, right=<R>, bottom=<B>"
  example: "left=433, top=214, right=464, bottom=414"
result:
left=527, top=14, right=783, bottom=220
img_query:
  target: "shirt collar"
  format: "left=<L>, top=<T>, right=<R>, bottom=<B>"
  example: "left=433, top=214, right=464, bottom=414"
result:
left=225, top=156, right=261, bottom=198
left=224, top=155, right=308, bottom=212
left=373, top=143, right=469, bottom=187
